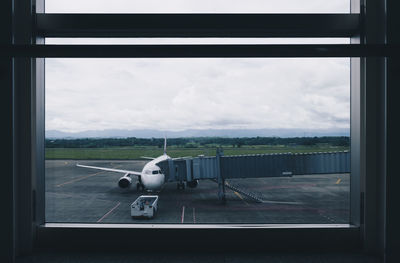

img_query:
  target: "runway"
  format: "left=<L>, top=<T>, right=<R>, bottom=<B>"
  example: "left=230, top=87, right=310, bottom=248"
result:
left=45, top=160, right=350, bottom=224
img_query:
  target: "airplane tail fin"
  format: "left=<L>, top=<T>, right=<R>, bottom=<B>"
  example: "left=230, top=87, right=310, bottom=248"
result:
left=163, top=136, right=167, bottom=155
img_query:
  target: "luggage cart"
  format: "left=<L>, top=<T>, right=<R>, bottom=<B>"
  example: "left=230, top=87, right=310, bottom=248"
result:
left=131, top=195, right=159, bottom=219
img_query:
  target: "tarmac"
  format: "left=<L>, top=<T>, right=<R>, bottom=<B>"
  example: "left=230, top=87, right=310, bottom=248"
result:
left=46, top=160, right=350, bottom=224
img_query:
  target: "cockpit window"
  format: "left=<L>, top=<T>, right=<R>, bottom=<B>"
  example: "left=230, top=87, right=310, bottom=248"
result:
left=152, top=170, right=158, bottom=174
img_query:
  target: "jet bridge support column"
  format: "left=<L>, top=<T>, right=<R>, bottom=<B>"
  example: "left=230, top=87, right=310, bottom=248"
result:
left=216, top=148, right=226, bottom=203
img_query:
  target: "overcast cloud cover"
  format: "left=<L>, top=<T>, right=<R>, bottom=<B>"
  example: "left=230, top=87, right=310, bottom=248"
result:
left=45, top=0, right=350, bottom=137
left=46, top=0, right=349, bottom=13
left=46, top=39, right=350, bottom=135
left=46, top=0, right=350, bottom=138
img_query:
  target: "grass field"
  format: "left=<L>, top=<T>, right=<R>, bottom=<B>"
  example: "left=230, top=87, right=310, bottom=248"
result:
left=46, top=145, right=349, bottom=160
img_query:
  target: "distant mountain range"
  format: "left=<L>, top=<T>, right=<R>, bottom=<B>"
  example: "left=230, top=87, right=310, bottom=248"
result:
left=45, top=128, right=350, bottom=139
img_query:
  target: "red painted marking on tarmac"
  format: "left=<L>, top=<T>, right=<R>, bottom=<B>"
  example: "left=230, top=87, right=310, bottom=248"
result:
left=181, top=206, right=185, bottom=223
left=97, top=202, right=121, bottom=223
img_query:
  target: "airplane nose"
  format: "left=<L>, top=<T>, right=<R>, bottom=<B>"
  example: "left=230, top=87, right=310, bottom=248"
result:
left=142, top=174, right=165, bottom=191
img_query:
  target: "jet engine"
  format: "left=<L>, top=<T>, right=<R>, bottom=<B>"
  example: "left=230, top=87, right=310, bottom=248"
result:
left=118, top=174, right=132, bottom=188
left=187, top=180, right=199, bottom=188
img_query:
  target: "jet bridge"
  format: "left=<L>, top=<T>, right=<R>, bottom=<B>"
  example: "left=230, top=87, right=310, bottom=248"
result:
left=157, top=149, right=350, bottom=202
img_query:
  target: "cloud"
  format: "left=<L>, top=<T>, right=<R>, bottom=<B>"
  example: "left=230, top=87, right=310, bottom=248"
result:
left=45, top=57, right=350, bottom=133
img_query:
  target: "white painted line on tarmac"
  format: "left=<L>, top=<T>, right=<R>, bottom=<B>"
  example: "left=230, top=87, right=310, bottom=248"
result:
left=58, top=163, right=123, bottom=187
left=56, top=171, right=104, bottom=187
left=181, top=206, right=185, bottom=223
left=261, top=200, right=303, bottom=205
left=97, top=202, right=121, bottom=223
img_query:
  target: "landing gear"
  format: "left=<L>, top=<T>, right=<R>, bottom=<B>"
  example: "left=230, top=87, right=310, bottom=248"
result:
left=136, top=182, right=144, bottom=191
left=177, top=182, right=186, bottom=190
left=136, top=176, right=144, bottom=191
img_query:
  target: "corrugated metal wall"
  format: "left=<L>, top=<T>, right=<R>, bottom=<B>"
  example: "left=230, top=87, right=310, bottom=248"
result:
left=291, top=151, right=350, bottom=175
left=158, top=151, right=350, bottom=182
left=192, top=157, right=219, bottom=180
left=221, top=153, right=293, bottom=178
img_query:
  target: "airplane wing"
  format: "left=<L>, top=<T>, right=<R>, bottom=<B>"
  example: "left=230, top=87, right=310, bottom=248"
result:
left=140, top=156, right=155, bottom=160
left=76, top=164, right=142, bottom=176
left=172, top=156, right=192, bottom=160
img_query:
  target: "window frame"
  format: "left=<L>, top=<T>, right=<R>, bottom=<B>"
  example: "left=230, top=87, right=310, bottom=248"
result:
left=8, top=0, right=387, bottom=255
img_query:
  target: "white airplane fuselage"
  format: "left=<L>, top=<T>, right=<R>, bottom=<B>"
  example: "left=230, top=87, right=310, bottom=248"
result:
left=139, top=154, right=170, bottom=191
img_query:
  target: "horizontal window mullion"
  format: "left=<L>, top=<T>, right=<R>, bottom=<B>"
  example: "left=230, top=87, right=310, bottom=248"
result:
left=1, top=44, right=395, bottom=58
left=36, top=14, right=360, bottom=38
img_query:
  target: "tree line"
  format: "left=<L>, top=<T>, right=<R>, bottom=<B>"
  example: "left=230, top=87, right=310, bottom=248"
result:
left=45, top=136, right=350, bottom=148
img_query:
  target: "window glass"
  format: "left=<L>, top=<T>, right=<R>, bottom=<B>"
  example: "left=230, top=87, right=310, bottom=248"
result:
left=45, top=0, right=350, bottom=13
left=45, top=56, right=350, bottom=224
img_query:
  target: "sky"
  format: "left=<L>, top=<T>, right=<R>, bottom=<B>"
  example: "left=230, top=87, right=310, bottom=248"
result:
left=45, top=0, right=349, bottom=13
left=44, top=2, right=351, bottom=136
left=45, top=38, right=350, bottom=135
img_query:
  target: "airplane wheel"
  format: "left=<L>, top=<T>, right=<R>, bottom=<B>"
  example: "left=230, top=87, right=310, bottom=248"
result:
left=177, top=182, right=185, bottom=190
left=136, top=183, right=143, bottom=191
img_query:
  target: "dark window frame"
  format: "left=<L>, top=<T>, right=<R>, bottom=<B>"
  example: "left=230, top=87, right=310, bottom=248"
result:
left=7, top=0, right=388, bottom=255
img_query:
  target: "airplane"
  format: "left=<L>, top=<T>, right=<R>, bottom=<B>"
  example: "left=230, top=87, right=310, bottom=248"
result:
left=75, top=136, right=348, bottom=204
left=76, top=137, right=195, bottom=192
